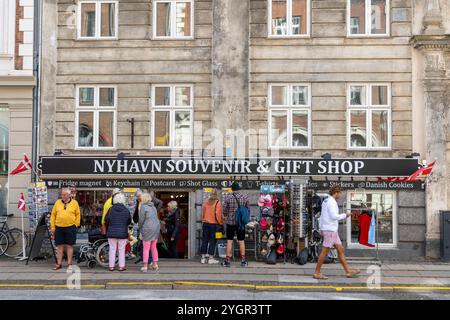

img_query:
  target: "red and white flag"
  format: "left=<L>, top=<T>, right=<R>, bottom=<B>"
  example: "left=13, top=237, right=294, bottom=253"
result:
left=406, top=160, right=436, bottom=181
left=10, top=154, right=32, bottom=176
left=18, top=193, right=26, bottom=211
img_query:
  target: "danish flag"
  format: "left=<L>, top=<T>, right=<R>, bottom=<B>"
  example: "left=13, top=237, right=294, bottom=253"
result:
left=10, top=154, right=32, bottom=176
left=18, top=193, right=26, bottom=211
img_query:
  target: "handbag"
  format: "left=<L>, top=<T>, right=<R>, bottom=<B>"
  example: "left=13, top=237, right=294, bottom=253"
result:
left=101, top=208, right=111, bottom=236
left=213, top=201, right=224, bottom=240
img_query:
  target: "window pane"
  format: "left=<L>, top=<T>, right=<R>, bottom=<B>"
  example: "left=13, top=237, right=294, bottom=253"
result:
left=378, top=193, right=394, bottom=244
left=350, top=0, right=365, bottom=34
left=174, top=111, right=191, bottom=147
left=292, top=86, right=308, bottom=105
left=350, top=86, right=366, bottom=105
left=271, top=86, right=287, bottom=105
left=271, top=111, right=288, bottom=147
left=155, top=87, right=171, bottom=106
left=371, top=0, right=387, bottom=34
left=371, top=85, right=388, bottom=105
left=176, top=2, right=191, bottom=37
left=100, top=3, right=116, bottom=37
left=154, top=111, right=170, bottom=146
left=78, top=112, right=94, bottom=147
left=156, top=2, right=171, bottom=36
left=371, top=110, right=389, bottom=147
left=292, top=0, right=307, bottom=35
left=79, top=88, right=95, bottom=106
left=99, top=88, right=115, bottom=107
left=175, top=87, right=191, bottom=106
left=98, top=112, right=114, bottom=147
left=350, top=110, right=367, bottom=147
left=292, top=111, right=308, bottom=147
left=81, top=3, right=96, bottom=37
left=271, top=0, right=287, bottom=35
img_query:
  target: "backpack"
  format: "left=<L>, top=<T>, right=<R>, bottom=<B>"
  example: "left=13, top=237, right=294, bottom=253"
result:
left=232, top=193, right=250, bottom=231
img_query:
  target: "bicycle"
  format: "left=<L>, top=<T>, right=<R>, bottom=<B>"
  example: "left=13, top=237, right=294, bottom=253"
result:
left=0, top=214, right=29, bottom=258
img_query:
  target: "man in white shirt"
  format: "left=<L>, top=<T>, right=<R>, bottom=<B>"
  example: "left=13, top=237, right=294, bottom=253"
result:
left=313, top=186, right=360, bottom=280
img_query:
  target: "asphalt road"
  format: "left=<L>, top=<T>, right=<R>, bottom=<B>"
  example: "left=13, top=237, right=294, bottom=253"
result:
left=0, top=289, right=449, bottom=300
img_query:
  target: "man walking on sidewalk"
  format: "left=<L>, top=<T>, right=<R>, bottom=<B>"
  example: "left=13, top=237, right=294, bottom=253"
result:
left=313, top=186, right=360, bottom=280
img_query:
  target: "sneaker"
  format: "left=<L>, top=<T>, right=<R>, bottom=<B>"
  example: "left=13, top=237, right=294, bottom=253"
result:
left=201, top=256, right=207, bottom=264
left=240, top=260, right=248, bottom=268
left=208, top=258, right=220, bottom=265
left=221, top=259, right=231, bottom=268
left=140, top=267, right=148, bottom=273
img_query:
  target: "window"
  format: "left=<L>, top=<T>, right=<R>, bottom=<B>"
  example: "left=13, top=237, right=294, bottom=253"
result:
left=268, top=0, right=310, bottom=37
left=151, top=85, right=193, bottom=149
left=347, top=191, right=397, bottom=248
left=76, top=86, right=117, bottom=149
left=268, top=84, right=311, bottom=148
left=78, top=1, right=118, bottom=39
left=347, top=84, right=391, bottom=149
left=348, top=0, right=389, bottom=36
left=153, top=0, right=194, bottom=39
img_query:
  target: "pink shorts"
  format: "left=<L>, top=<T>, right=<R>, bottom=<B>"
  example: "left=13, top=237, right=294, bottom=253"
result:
left=322, top=231, right=342, bottom=248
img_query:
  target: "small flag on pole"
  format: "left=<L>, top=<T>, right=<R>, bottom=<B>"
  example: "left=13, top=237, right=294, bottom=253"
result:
left=10, top=154, right=33, bottom=176
left=18, top=193, right=26, bottom=211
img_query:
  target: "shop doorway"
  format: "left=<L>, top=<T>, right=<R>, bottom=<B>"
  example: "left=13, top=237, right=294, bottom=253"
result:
left=155, top=191, right=189, bottom=259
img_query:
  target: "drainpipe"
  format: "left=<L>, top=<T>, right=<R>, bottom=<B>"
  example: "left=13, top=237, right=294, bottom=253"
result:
left=31, top=0, right=42, bottom=182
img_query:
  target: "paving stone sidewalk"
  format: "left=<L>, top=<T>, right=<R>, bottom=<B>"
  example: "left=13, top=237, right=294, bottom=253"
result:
left=1, top=258, right=450, bottom=289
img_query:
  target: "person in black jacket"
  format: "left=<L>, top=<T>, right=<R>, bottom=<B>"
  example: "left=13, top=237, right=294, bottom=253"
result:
left=166, top=201, right=180, bottom=258
left=104, top=192, right=131, bottom=272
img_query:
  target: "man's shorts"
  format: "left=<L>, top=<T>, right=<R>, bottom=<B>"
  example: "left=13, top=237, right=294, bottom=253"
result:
left=54, top=225, right=77, bottom=246
left=322, top=231, right=342, bottom=248
left=226, top=224, right=246, bottom=241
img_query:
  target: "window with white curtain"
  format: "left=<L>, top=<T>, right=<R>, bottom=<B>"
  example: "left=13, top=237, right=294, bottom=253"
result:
left=153, top=0, right=194, bottom=39
left=347, top=83, right=391, bottom=149
left=268, top=84, right=311, bottom=149
left=78, top=1, right=118, bottom=39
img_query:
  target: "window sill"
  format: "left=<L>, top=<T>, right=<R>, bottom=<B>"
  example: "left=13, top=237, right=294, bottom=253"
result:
left=346, top=34, right=391, bottom=39
left=267, top=35, right=310, bottom=39
left=76, top=37, right=119, bottom=41
left=152, top=37, right=195, bottom=41
left=347, top=148, right=392, bottom=151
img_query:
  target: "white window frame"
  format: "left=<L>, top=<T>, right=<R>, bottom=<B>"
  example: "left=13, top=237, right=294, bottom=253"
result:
left=347, top=0, right=390, bottom=37
left=150, top=84, right=194, bottom=150
left=346, top=190, right=398, bottom=249
left=347, top=83, right=391, bottom=150
left=268, top=0, right=311, bottom=38
left=152, top=0, right=195, bottom=40
left=75, top=85, right=117, bottom=150
left=77, top=0, right=119, bottom=40
left=268, top=83, right=312, bottom=150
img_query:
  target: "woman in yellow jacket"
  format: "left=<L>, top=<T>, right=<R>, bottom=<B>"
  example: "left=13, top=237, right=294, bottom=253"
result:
left=50, top=188, right=81, bottom=270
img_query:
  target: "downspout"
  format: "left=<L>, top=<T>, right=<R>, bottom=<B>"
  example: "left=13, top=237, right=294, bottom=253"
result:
left=31, top=0, right=42, bottom=182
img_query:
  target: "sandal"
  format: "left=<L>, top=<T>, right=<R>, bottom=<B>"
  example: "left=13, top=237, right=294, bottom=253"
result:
left=346, top=269, right=361, bottom=278
left=151, top=264, right=159, bottom=271
left=53, top=264, right=62, bottom=271
left=313, top=273, right=329, bottom=280
left=118, top=267, right=127, bottom=272
left=109, top=267, right=115, bottom=272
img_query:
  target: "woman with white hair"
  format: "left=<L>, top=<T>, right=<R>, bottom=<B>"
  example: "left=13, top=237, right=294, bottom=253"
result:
left=138, top=193, right=161, bottom=271
left=104, top=192, right=131, bottom=271
left=166, top=200, right=180, bottom=258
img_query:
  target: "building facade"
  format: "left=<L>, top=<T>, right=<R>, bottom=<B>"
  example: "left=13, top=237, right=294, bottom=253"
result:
left=0, top=0, right=35, bottom=227
left=38, top=0, right=449, bottom=259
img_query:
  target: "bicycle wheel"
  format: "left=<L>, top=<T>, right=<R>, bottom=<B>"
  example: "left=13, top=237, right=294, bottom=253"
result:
left=0, top=232, right=9, bottom=257
left=95, top=241, right=118, bottom=268
left=5, top=228, right=28, bottom=258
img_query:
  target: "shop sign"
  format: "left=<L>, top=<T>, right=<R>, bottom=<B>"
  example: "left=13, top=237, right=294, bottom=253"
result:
left=39, top=156, right=420, bottom=177
left=43, top=178, right=425, bottom=191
